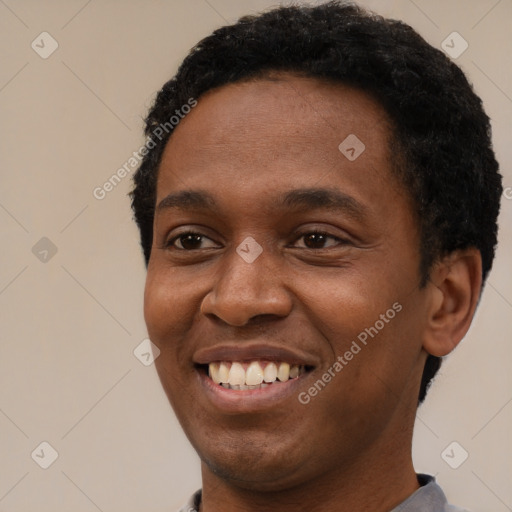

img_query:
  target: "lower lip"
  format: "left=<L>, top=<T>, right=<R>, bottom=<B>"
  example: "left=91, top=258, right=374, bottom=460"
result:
left=197, top=369, right=311, bottom=413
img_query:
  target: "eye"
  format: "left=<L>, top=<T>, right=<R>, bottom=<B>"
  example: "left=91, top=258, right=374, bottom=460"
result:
left=166, top=231, right=219, bottom=250
left=165, top=229, right=349, bottom=251
left=293, top=230, right=349, bottom=249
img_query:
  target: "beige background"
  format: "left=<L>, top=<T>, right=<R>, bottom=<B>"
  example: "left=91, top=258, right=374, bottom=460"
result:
left=0, top=0, right=511, bottom=510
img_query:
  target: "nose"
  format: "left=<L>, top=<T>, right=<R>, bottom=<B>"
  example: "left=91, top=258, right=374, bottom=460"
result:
left=200, top=242, right=293, bottom=327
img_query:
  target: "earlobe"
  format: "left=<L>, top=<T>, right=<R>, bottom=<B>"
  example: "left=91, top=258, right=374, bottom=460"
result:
left=422, top=248, right=482, bottom=357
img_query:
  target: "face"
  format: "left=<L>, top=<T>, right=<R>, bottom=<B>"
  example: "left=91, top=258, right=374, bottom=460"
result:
left=144, top=74, right=431, bottom=491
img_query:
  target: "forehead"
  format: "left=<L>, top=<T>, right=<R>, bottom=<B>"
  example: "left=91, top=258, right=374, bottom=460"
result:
left=156, top=73, right=398, bottom=207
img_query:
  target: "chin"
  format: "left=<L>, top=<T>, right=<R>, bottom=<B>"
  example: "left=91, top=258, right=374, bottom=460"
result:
left=195, top=430, right=320, bottom=492
left=204, top=455, right=305, bottom=492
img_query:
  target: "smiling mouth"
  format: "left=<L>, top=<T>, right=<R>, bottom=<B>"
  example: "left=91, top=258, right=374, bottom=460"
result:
left=198, top=360, right=314, bottom=390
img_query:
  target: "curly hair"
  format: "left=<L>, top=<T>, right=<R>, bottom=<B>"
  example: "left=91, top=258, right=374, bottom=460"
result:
left=130, top=1, right=502, bottom=404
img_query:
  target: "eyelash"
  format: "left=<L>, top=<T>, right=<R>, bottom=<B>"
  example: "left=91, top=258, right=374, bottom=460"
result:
left=165, top=229, right=349, bottom=251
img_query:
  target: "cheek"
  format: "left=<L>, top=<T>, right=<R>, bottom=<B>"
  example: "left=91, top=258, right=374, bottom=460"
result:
left=144, top=266, right=191, bottom=332
left=298, top=268, right=423, bottom=395
left=143, top=267, right=201, bottom=375
left=144, top=270, right=200, bottom=406
left=297, top=268, right=398, bottom=342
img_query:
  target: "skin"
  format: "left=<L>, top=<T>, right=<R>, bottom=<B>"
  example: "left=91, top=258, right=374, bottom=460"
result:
left=144, top=73, right=482, bottom=511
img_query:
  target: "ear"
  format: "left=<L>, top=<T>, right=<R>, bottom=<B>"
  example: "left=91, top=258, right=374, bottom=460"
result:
left=422, top=248, right=482, bottom=357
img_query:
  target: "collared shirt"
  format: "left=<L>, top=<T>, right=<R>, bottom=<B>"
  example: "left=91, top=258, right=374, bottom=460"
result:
left=177, top=474, right=470, bottom=512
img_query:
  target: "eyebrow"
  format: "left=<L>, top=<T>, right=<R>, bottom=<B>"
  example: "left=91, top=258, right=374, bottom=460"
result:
left=156, top=187, right=366, bottom=220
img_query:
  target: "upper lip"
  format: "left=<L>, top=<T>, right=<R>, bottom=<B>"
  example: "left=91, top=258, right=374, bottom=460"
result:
left=193, top=343, right=319, bottom=367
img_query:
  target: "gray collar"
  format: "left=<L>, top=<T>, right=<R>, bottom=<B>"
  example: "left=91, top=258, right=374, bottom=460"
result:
left=391, top=474, right=467, bottom=512
left=178, top=474, right=468, bottom=512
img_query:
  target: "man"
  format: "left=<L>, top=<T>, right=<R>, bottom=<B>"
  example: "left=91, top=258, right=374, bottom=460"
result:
left=130, top=2, right=502, bottom=510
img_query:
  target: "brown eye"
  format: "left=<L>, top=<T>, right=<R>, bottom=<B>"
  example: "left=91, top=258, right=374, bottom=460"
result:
left=303, top=233, right=329, bottom=248
left=295, top=231, right=347, bottom=249
left=167, top=232, right=218, bottom=250
left=176, top=234, right=203, bottom=250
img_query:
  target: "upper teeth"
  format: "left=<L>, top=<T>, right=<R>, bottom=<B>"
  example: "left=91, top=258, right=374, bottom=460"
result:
left=208, top=361, right=303, bottom=387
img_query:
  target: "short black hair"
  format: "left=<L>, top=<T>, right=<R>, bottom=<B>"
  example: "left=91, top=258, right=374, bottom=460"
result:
left=130, top=1, right=502, bottom=404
